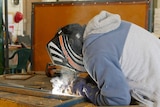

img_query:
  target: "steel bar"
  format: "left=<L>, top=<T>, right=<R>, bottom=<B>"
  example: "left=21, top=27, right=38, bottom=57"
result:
left=148, top=0, right=153, bottom=32
left=0, top=0, right=4, bottom=74
left=0, top=83, right=77, bottom=101
left=4, top=0, right=9, bottom=74
left=55, top=97, right=86, bottom=107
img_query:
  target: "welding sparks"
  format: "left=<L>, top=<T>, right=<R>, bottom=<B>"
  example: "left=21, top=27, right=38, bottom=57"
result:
left=50, top=68, right=78, bottom=96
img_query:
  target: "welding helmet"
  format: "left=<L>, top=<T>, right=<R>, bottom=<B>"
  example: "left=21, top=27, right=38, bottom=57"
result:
left=46, top=24, right=86, bottom=72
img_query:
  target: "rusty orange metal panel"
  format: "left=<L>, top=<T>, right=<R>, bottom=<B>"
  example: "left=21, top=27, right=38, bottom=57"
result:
left=32, top=1, right=149, bottom=71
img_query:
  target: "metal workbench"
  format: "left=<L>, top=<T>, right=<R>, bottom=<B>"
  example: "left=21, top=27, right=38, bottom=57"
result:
left=0, top=72, right=146, bottom=107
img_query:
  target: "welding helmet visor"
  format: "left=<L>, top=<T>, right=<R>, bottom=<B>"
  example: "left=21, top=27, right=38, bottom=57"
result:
left=46, top=24, right=86, bottom=72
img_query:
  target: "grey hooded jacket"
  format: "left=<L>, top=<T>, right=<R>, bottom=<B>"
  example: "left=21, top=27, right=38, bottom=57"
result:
left=82, top=11, right=160, bottom=106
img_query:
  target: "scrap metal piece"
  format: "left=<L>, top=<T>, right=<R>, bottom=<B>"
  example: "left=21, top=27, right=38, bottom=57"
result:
left=55, top=97, right=86, bottom=107
left=3, top=74, right=35, bottom=80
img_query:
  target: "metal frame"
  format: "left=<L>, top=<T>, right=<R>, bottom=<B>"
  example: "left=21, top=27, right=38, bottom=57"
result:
left=0, top=0, right=14, bottom=74
left=3, top=0, right=10, bottom=74
left=148, top=0, right=154, bottom=32
left=0, top=83, right=86, bottom=107
left=31, top=0, right=153, bottom=31
left=31, top=0, right=153, bottom=71
left=0, top=0, right=4, bottom=74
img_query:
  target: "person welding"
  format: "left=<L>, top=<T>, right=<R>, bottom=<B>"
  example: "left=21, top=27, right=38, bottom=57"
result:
left=47, top=10, right=160, bottom=107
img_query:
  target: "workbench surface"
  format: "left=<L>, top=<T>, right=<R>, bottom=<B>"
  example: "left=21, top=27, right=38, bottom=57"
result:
left=0, top=72, right=145, bottom=107
left=0, top=72, right=52, bottom=90
left=0, top=72, right=95, bottom=107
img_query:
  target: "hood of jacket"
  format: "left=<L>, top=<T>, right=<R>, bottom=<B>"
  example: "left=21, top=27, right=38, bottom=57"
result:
left=83, top=10, right=121, bottom=41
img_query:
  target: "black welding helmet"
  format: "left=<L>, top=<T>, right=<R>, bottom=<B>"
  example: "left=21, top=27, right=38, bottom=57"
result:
left=46, top=24, right=86, bottom=72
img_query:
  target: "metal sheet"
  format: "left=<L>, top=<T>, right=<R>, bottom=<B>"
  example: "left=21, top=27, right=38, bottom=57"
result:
left=31, top=1, right=152, bottom=71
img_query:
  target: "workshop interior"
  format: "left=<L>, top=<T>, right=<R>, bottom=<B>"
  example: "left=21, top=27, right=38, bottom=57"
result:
left=0, top=0, right=160, bottom=107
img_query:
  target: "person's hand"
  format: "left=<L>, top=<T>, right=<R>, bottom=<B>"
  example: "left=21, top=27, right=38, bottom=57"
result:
left=71, top=77, right=100, bottom=105
left=71, top=77, right=86, bottom=96
left=82, top=83, right=99, bottom=104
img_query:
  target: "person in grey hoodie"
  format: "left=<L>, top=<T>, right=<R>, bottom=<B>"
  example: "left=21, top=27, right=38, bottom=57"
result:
left=72, top=10, right=160, bottom=107
left=47, top=10, right=160, bottom=107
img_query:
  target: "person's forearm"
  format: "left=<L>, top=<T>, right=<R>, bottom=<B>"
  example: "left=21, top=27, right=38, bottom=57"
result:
left=95, top=92, right=131, bottom=106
